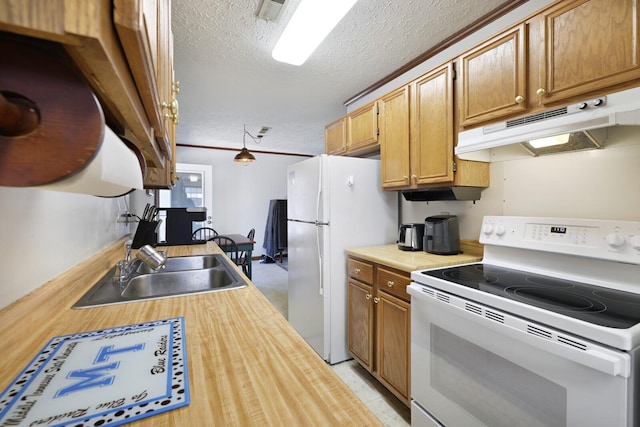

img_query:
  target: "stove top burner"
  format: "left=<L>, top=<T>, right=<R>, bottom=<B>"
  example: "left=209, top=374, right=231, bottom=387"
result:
left=421, top=264, right=640, bottom=329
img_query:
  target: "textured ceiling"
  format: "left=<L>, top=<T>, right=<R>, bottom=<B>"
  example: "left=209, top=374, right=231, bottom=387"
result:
left=172, top=0, right=511, bottom=156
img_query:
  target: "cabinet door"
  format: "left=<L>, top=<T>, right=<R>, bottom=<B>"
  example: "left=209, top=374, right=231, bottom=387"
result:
left=460, top=24, right=527, bottom=126
left=347, top=102, right=379, bottom=152
left=376, top=291, right=410, bottom=403
left=539, top=0, right=640, bottom=105
left=348, top=279, right=374, bottom=372
left=412, top=63, right=454, bottom=185
left=380, top=85, right=411, bottom=189
left=325, top=117, right=347, bottom=155
left=115, top=0, right=177, bottom=188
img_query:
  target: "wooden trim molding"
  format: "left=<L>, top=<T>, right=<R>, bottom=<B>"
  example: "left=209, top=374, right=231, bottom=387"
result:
left=343, top=0, right=530, bottom=106
left=177, top=143, right=314, bottom=158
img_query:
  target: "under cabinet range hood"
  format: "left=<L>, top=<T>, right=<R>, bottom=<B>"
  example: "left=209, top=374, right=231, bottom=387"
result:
left=456, top=87, right=640, bottom=162
left=401, top=186, right=483, bottom=202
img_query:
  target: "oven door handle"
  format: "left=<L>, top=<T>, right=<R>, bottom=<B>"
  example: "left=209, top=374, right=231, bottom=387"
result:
left=409, top=284, right=631, bottom=378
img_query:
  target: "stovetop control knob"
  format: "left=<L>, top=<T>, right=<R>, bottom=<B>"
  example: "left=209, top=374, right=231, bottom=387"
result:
left=630, top=236, right=640, bottom=250
left=606, top=232, right=626, bottom=248
left=482, top=224, right=494, bottom=235
left=495, top=225, right=507, bottom=236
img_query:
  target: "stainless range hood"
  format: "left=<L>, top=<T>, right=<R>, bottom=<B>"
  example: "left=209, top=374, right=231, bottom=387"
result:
left=456, top=87, right=640, bottom=162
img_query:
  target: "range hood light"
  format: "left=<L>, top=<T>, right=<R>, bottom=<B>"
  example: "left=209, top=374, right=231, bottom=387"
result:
left=520, top=130, right=603, bottom=157
left=528, top=134, right=570, bottom=149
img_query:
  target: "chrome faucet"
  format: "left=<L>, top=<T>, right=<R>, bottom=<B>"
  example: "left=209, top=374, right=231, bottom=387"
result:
left=124, top=239, right=133, bottom=265
left=113, top=240, right=166, bottom=287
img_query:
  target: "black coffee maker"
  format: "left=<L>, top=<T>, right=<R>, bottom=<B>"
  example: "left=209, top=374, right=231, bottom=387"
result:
left=157, top=207, right=207, bottom=245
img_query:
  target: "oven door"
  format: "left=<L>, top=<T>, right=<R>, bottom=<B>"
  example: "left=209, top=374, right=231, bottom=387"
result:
left=408, top=283, right=634, bottom=427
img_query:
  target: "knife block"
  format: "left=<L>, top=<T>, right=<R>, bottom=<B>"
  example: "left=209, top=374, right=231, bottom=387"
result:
left=131, top=220, right=159, bottom=249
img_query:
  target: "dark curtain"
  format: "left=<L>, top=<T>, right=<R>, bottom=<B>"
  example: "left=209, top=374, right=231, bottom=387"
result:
left=263, top=199, right=287, bottom=259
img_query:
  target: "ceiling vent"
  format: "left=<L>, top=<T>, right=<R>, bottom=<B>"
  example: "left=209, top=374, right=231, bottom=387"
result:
left=257, top=0, right=286, bottom=22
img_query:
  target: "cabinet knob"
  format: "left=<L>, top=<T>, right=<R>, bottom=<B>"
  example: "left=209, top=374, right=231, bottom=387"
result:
left=536, top=88, right=546, bottom=96
left=403, top=176, right=409, bottom=180
left=515, top=95, right=525, bottom=104
left=163, top=99, right=180, bottom=124
left=162, top=99, right=178, bottom=115
left=411, top=174, right=417, bottom=180
left=365, top=293, right=372, bottom=300
left=373, top=297, right=380, bottom=304
left=387, top=280, right=395, bottom=287
left=354, top=268, right=361, bottom=274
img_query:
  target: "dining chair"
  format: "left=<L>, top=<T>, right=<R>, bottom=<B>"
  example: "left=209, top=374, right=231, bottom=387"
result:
left=212, top=236, right=239, bottom=265
left=192, top=227, right=218, bottom=241
left=238, top=228, right=255, bottom=275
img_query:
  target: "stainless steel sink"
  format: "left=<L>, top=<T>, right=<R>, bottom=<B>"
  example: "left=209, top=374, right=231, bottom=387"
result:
left=72, top=254, right=246, bottom=309
left=122, top=268, right=234, bottom=298
left=136, top=254, right=221, bottom=274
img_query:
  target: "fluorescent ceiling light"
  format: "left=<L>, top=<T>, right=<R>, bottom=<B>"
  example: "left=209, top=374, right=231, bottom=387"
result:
left=528, top=134, right=570, bottom=149
left=272, top=0, right=358, bottom=65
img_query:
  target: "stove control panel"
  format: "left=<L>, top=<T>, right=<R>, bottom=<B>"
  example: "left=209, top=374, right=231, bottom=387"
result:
left=480, top=216, right=640, bottom=264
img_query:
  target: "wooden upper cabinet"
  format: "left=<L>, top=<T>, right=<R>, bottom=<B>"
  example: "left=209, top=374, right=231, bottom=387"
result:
left=459, top=24, right=527, bottom=127
left=538, top=0, right=640, bottom=105
left=347, top=101, right=379, bottom=153
left=379, top=86, right=411, bottom=189
left=325, top=102, right=379, bottom=156
left=325, top=117, right=347, bottom=155
left=412, top=63, right=454, bottom=185
left=380, top=65, right=488, bottom=191
left=459, top=0, right=640, bottom=129
left=114, top=0, right=178, bottom=188
left=0, top=0, right=176, bottom=187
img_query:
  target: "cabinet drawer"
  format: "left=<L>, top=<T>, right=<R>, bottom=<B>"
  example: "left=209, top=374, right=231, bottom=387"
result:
left=377, top=267, right=411, bottom=301
left=348, top=258, right=374, bottom=284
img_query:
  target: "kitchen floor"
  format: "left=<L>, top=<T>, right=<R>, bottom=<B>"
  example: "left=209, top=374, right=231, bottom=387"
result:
left=250, top=260, right=411, bottom=427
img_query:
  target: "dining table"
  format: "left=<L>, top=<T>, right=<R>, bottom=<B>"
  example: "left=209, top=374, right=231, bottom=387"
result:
left=219, top=233, right=256, bottom=279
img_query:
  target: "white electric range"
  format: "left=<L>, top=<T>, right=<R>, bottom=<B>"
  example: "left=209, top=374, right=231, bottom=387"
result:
left=408, top=216, right=640, bottom=427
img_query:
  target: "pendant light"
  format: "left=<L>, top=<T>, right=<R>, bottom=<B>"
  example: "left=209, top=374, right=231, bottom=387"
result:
left=234, top=125, right=257, bottom=165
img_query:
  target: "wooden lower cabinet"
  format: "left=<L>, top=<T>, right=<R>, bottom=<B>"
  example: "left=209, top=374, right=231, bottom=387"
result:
left=347, top=257, right=411, bottom=406
left=348, top=279, right=374, bottom=370
left=376, top=289, right=410, bottom=403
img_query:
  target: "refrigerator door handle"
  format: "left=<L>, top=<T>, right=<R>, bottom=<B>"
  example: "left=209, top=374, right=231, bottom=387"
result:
left=317, top=224, right=323, bottom=296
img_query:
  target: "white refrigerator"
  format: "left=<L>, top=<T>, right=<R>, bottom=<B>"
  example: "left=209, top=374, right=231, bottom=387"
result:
left=287, top=154, right=398, bottom=364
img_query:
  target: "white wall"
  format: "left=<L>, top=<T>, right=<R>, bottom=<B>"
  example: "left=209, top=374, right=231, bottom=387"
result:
left=176, top=146, right=309, bottom=256
left=0, top=187, right=131, bottom=309
left=400, top=128, right=640, bottom=240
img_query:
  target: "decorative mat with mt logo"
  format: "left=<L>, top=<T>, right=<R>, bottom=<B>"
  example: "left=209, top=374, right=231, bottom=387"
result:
left=0, top=317, right=189, bottom=427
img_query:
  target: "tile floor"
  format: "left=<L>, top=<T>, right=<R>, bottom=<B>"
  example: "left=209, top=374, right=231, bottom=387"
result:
left=250, top=260, right=411, bottom=427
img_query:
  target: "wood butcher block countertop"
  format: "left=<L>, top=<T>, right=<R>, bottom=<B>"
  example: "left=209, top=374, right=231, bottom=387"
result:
left=0, top=239, right=382, bottom=426
left=345, top=240, right=484, bottom=273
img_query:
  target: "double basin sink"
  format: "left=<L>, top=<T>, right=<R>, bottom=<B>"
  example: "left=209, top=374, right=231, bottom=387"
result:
left=73, top=254, right=246, bottom=309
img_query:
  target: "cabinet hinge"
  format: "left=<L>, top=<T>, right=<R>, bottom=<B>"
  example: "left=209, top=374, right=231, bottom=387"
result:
left=452, top=69, right=457, bottom=80
left=376, top=127, right=380, bottom=136
left=376, top=104, right=380, bottom=114
left=452, top=161, right=457, bottom=172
